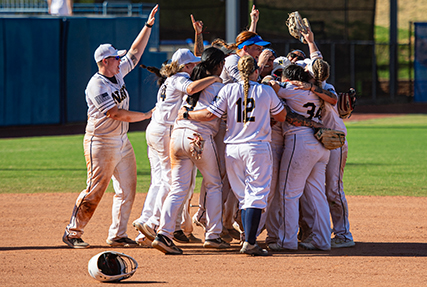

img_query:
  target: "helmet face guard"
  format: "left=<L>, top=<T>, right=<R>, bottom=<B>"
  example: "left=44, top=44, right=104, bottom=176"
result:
left=88, top=251, right=138, bottom=282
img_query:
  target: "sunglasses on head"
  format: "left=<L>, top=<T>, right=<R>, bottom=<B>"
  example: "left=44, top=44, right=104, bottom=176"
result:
left=107, top=55, right=121, bottom=60
left=290, top=53, right=304, bottom=61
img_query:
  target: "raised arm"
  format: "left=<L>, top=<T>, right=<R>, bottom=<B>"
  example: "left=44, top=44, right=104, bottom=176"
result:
left=301, top=27, right=322, bottom=59
left=249, top=5, right=259, bottom=33
left=127, top=4, right=158, bottom=66
left=191, top=14, right=204, bottom=57
left=66, top=0, right=73, bottom=15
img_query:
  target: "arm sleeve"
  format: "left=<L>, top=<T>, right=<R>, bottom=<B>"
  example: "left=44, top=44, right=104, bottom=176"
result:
left=118, top=54, right=135, bottom=78
left=207, top=87, right=227, bottom=118
left=224, top=55, right=241, bottom=83
left=172, top=74, right=193, bottom=93
left=267, top=87, right=285, bottom=115
left=87, top=79, right=116, bottom=114
left=310, top=51, right=323, bottom=60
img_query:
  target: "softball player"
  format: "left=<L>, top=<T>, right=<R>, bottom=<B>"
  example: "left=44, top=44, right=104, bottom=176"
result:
left=272, top=64, right=331, bottom=251
left=300, top=59, right=355, bottom=248
left=215, top=31, right=270, bottom=84
left=180, top=55, right=287, bottom=256
left=62, top=5, right=158, bottom=249
left=132, top=48, right=221, bottom=243
left=152, top=47, right=228, bottom=254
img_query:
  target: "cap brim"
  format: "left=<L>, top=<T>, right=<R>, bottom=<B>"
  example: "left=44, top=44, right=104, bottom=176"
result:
left=254, top=40, right=271, bottom=47
left=186, top=56, right=201, bottom=64
left=192, top=56, right=201, bottom=62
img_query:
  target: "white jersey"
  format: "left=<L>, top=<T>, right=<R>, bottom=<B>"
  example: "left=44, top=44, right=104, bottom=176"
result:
left=277, top=84, right=323, bottom=135
left=151, top=72, right=193, bottom=126
left=220, top=54, right=241, bottom=84
left=321, top=83, right=347, bottom=135
left=85, top=54, right=134, bottom=137
left=207, top=81, right=284, bottom=144
left=174, top=82, right=224, bottom=136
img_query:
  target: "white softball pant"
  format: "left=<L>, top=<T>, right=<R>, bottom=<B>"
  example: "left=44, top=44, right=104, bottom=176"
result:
left=65, top=134, right=136, bottom=241
left=278, top=130, right=331, bottom=250
left=300, top=141, right=353, bottom=241
left=134, top=144, right=161, bottom=240
left=257, top=138, right=284, bottom=243
left=326, top=141, right=353, bottom=240
left=158, top=128, right=223, bottom=240
left=225, top=142, right=272, bottom=210
left=193, top=120, right=239, bottom=231
left=144, top=122, right=172, bottom=229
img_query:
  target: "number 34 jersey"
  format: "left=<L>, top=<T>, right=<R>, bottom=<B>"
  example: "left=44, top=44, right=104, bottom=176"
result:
left=207, top=80, right=284, bottom=144
left=276, top=84, right=323, bottom=136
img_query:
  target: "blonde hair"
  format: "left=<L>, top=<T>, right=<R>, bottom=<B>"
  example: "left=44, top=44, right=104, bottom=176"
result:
left=238, top=55, right=256, bottom=123
left=159, top=61, right=185, bottom=78
left=312, top=59, right=330, bottom=87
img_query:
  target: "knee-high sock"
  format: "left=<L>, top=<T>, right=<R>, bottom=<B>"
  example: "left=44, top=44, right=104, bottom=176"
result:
left=244, top=208, right=262, bottom=245
left=241, top=209, right=246, bottom=233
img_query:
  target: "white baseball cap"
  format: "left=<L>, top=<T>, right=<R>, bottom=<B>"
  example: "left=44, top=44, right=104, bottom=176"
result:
left=171, top=48, right=201, bottom=66
left=94, top=44, right=127, bottom=63
left=271, top=56, right=291, bottom=75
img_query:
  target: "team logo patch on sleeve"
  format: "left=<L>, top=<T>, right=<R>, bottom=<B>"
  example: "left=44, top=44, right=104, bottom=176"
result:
left=94, top=93, right=110, bottom=105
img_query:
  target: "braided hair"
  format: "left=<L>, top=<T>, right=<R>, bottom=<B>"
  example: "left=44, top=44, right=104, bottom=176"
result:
left=187, top=47, right=225, bottom=107
left=237, top=55, right=257, bottom=124
left=312, top=59, right=330, bottom=87
left=140, top=63, right=167, bottom=86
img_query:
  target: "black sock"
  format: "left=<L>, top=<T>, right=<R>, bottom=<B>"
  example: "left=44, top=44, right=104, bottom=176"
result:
left=244, top=208, right=262, bottom=245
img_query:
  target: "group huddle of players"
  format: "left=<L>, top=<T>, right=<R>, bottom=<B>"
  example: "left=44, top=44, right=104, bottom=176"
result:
left=62, top=4, right=354, bottom=256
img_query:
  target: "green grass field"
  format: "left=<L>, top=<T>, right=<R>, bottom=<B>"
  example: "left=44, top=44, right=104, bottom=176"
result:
left=0, top=114, right=426, bottom=196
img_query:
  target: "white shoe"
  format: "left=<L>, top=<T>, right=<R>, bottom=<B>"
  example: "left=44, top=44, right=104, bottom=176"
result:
left=331, top=237, right=355, bottom=248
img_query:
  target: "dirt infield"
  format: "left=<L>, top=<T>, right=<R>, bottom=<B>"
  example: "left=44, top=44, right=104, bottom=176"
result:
left=1, top=193, right=426, bottom=286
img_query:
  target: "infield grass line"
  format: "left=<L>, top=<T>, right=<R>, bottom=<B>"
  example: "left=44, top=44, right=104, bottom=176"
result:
left=0, top=115, right=426, bottom=196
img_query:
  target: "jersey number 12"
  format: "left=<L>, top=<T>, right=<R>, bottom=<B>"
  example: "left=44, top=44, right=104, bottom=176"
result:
left=236, top=98, right=255, bottom=123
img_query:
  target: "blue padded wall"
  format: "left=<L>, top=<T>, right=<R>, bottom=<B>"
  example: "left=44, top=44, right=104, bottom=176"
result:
left=0, top=16, right=165, bottom=127
left=414, top=22, right=427, bottom=103
left=2, top=17, right=61, bottom=126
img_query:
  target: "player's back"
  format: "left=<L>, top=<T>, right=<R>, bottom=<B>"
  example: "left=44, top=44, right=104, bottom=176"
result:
left=218, top=81, right=282, bottom=144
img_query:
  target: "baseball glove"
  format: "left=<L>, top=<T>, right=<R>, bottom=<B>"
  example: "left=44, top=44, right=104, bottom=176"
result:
left=314, top=128, right=346, bottom=150
left=188, top=133, right=205, bottom=160
left=286, top=11, right=311, bottom=44
left=338, top=88, right=357, bottom=119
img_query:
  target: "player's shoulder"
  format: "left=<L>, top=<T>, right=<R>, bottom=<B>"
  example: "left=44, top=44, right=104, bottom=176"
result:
left=87, top=73, right=106, bottom=88
left=323, top=82, right=337, bottom=93
left=225, top=54, right=239, bottom=65
left=209, top=82, right=225, bottom=92
left=171, top=72, right=190, bottom=83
